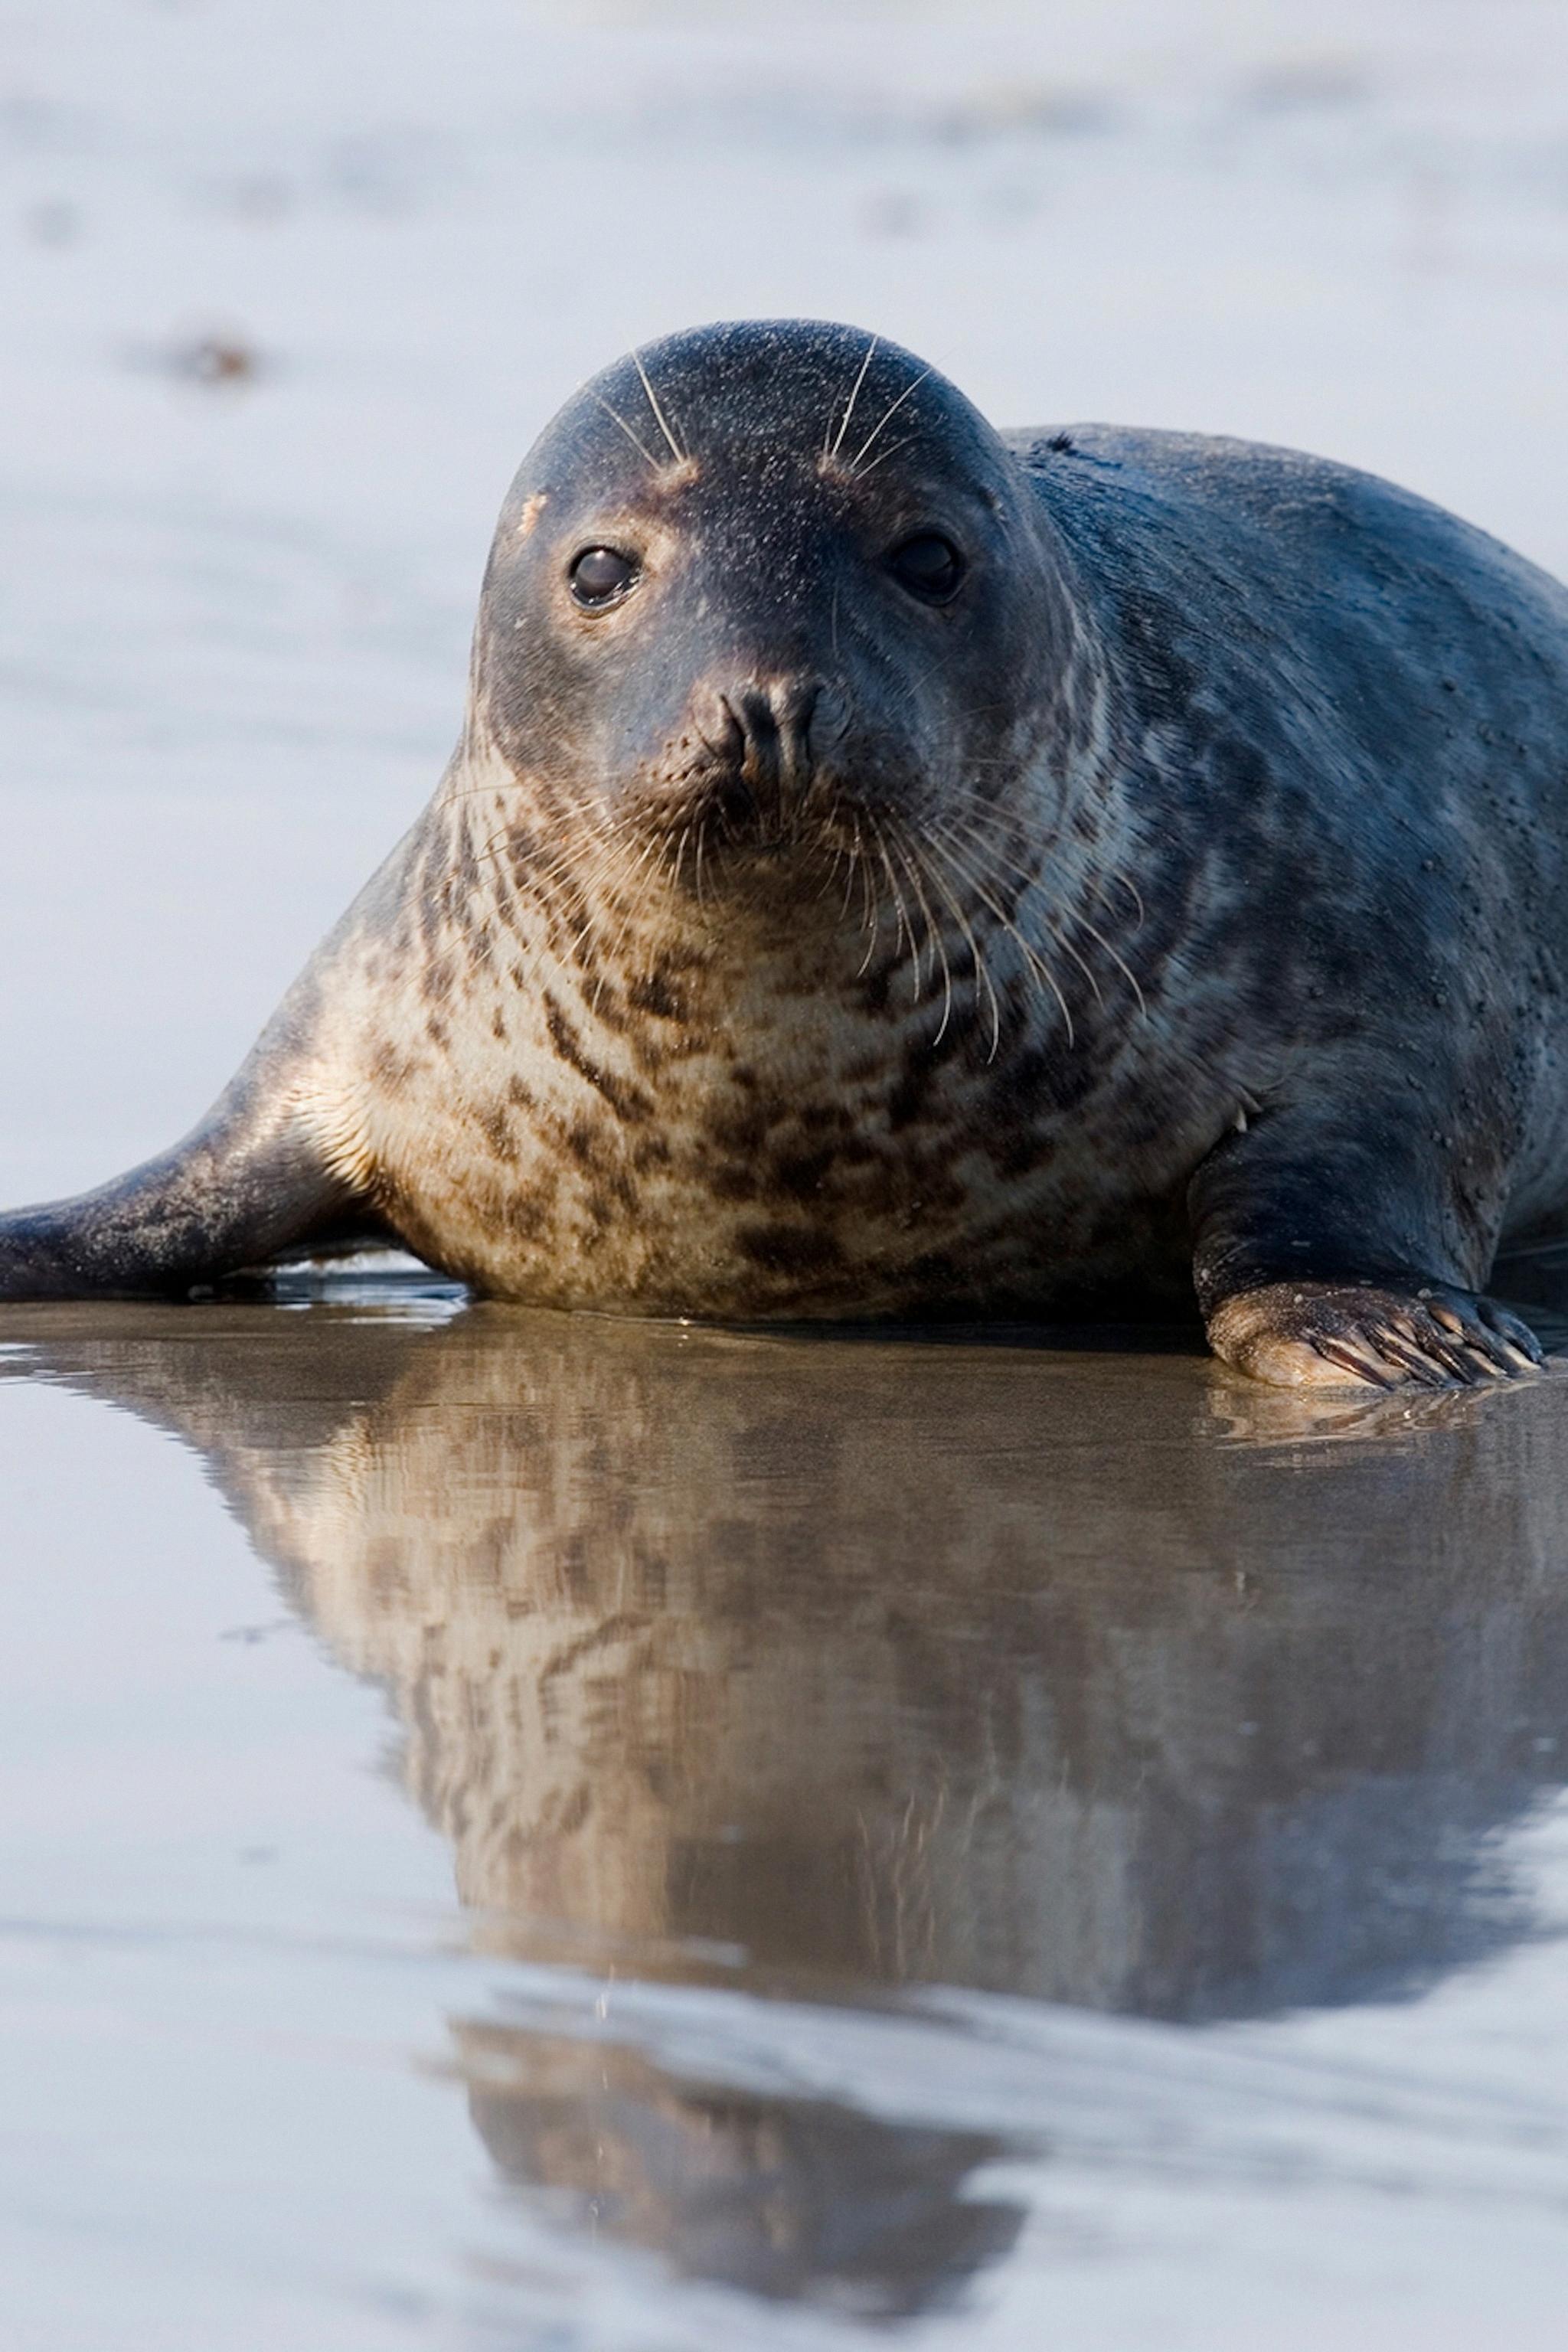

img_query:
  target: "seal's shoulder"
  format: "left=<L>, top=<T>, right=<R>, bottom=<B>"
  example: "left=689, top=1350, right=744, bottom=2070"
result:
left=1008, top=420, right=1446, bottom=533
left=1004, top=423, right=1568, bottom=618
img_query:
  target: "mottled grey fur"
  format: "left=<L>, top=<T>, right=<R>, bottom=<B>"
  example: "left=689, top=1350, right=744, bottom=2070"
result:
left=4, top=318, right=1566, bottom=1390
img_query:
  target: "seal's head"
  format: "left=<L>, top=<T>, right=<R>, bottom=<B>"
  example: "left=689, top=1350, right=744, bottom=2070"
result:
left=470, top=320, right=1082, bottom=916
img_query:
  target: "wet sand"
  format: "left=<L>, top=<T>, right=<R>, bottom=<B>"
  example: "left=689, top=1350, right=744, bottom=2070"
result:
left=5, top=1296, right=1568, bottom=2345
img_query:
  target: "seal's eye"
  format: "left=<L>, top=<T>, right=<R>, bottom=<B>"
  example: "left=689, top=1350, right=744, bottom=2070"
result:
left=569, top=545, right=639, bottom=609
left=887, top=533, right=966, bottom=605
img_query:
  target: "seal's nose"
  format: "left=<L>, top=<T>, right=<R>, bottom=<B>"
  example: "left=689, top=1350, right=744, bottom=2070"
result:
left=730, top=677, right=821, bottom=791
left=693, top=675, right=822, bottom=826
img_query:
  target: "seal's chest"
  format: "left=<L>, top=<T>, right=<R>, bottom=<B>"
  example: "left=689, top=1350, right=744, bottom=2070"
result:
left=394, top=1012, right=1057, bottom=1315
left=572, top=1061, right=1008, bottom=1314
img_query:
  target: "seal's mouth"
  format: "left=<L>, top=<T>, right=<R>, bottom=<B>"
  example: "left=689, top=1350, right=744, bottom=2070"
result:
left=639, top=767, right=874, bottom=903
left=630, top=675, right=924, bottom=893
left=688, top=766, right=841, bottom=849
left=526, top=739, right=1077, bottom=1064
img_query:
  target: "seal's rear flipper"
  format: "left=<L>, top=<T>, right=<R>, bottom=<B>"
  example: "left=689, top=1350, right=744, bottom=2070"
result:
left=0, top=1068, right=378, bottom=1301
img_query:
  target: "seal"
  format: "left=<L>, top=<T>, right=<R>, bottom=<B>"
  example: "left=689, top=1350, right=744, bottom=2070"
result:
left=2, top=317, right=1566, bottom=1390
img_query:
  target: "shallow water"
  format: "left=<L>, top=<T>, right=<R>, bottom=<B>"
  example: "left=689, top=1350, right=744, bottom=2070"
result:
left=7, top=1, right=1568, bottom=2343
left=6, top=1299, right=1568, bottom=2347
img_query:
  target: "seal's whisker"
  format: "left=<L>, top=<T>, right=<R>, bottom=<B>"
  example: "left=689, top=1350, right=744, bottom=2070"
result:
left=941, top=778, right=1031, bottom=808
left=938, top=779, right=1060, bottom=829
left=884, top=828, right=921, bottom=983
left=1101, top=868, right=1146, bottom=932
left=853, top=821, right=884, bottom=975
left=610, top=832, right=677, bottom=992
left=884, top=828, right=929, bottom=994
left=583, top=794, right=656, bottom=848
left=854, top=433, right=916, bottom=482
left=926, top=826, right=1075, bottom=1047
left=892, top=829, right=955, bottom=1044
left=482, top=841, right=607, bottom=995
left=917, top=838, right=1002, bottom=1060
left=472, top=831, right=568, bottom=903
left=950, top=700, right=1028, bottom=720
left=499, top=849, right=577, bottom=910
left=869, top=815, right=915, bottom=980
left=812, top=831, right=852, bottom=909
left=576, top=820, right=648, bottom=907
left=471, top=802, right=642, bottom=877
left=839, top=821, right=864, bottom=921
left=666, top=821, right=695, bottom=902
left=926, top=795, right=1047, bottom=894
left=935, top=792, right=1142, bottom=1016
left=632, top=348, right=688, bottom=466
left=933, top=786, right=1034, bottom=857
left=933, top=788, right=1065, bottom=880
left=589, top=390, right=661, bottom=471
left=589, top=830, right=667, bottom=1011
left=847, top=366, right=932, bottom=475
left=826, top=333, right=878, bottom=460
left=940, top=809, right=1106, bottom=1010
left=1067, top=904, right=1147, bottom=1018
left=567, top=810, right=671, bottom=916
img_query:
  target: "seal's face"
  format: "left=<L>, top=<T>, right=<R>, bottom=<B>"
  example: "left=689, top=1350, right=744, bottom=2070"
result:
left=472, top=321, right=1078, bottom=920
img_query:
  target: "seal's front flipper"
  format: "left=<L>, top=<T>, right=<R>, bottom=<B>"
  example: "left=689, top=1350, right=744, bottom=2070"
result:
left=1203, top=1277, right=1542, bottom=1390
left=0, top=1065, right=377, bottom=1302
left=1188, top=1099, right=1545, bottom=1391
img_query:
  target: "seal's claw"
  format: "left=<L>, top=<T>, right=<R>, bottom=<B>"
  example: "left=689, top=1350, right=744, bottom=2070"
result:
left=1207, top=1279, right=1547, bottom=1393
left=1308, top=1336, right=1396, bottom=1390
left=1369, top=1329, right=1448, bottom=1387
left=1477, top=1300, right=1545, bottom=1367
left=1419, top=1334, right=1486, bottom=1383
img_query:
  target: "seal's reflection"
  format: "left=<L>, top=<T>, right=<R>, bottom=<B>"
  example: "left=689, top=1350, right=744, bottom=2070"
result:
left=12, top=1302, right=1568, bottom=2314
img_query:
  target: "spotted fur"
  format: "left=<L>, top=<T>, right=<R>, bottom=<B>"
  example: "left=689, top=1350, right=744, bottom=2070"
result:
left=3, top=322, right=1567, bottom=1387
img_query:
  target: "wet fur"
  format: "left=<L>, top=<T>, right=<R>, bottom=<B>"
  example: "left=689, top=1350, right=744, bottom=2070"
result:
left=3, top=322, right=1567, bottom=1385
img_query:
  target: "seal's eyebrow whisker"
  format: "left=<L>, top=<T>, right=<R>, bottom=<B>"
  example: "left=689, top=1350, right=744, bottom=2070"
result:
left=590, top=390, right=661, bottom=471
left=847, top=366, right=933, bottom=475
left=632, top=348, right=689, bottom=466
left=825, top=333, right=879, bottom=460
left=854, top=433, right=916, bottom=482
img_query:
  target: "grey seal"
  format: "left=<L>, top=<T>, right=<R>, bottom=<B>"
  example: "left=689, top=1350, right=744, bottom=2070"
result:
left=3, top=317, right=1566, bottom=1390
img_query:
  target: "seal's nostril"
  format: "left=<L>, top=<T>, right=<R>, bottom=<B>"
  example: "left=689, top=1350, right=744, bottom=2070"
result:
left=775, top=678, right=822, bottom=750
left=694, top=677, right=825, bottom=808
left=690, top=685, right=746, bottom=766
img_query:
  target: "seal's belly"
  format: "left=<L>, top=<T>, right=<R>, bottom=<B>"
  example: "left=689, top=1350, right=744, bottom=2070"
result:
left=371, top=1046, right=1185, bottom=1320
left=400, top=1152, right=1115, bottom=1317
